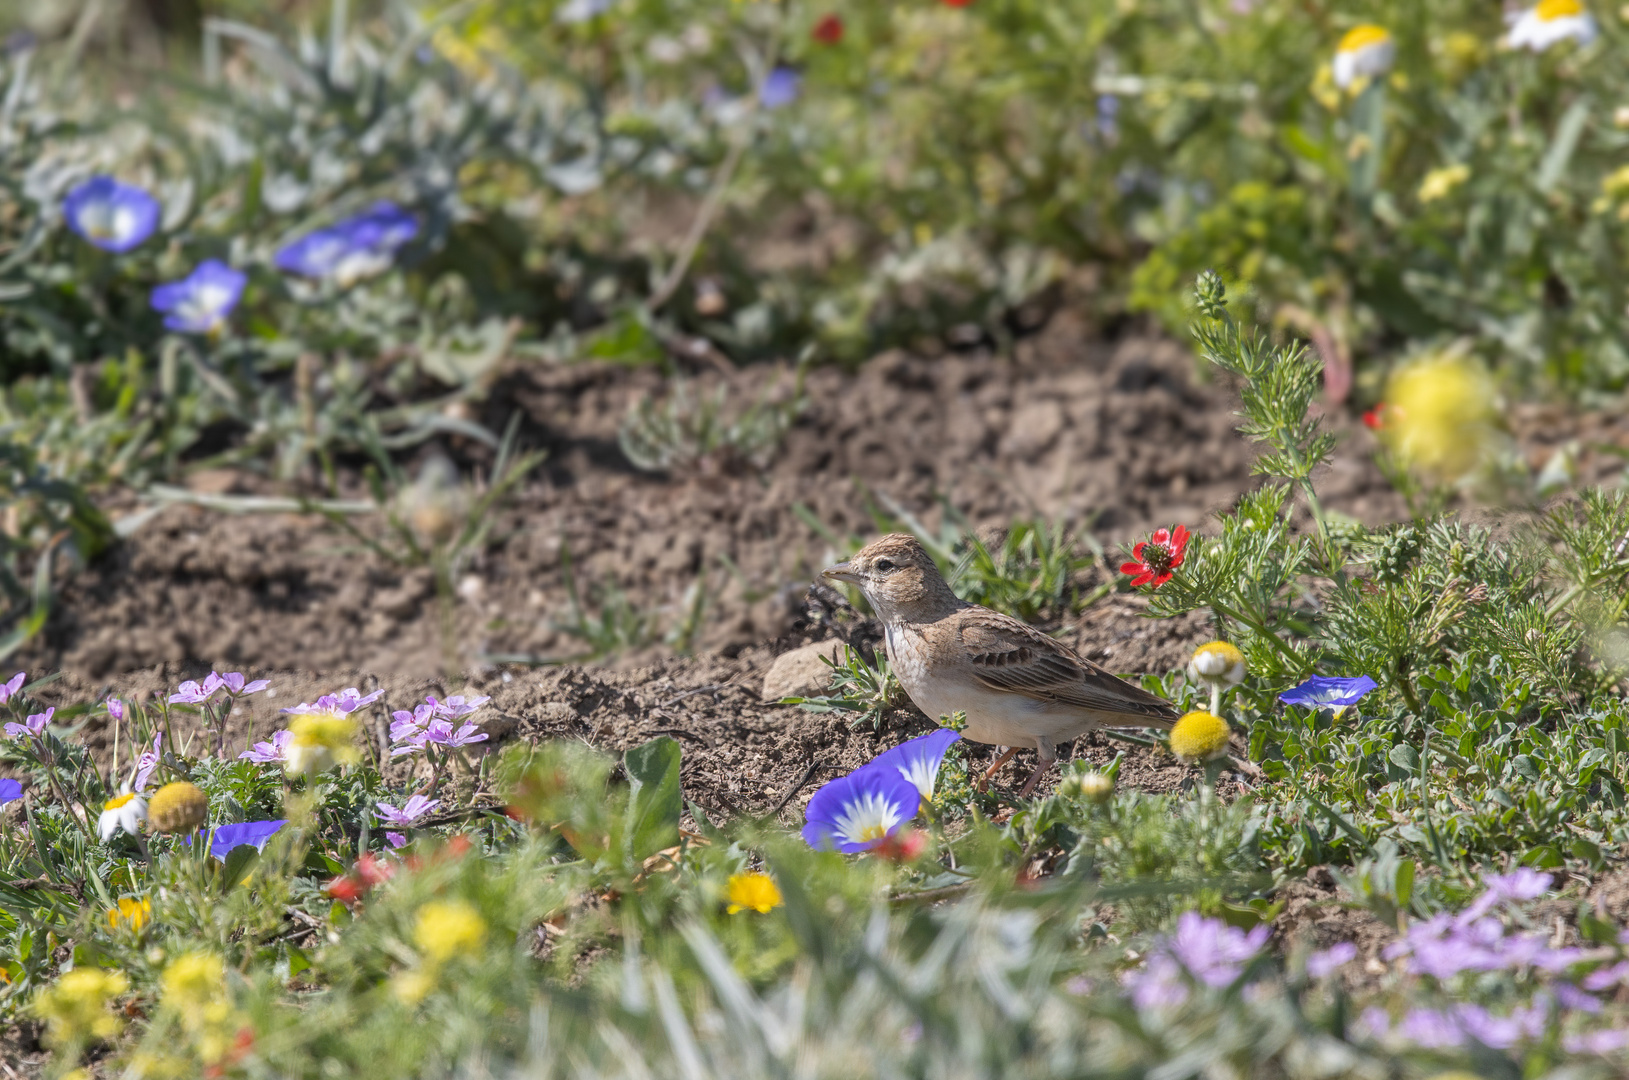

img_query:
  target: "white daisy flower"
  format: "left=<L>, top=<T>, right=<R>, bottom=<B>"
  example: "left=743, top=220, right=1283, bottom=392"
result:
left=1332, top=24, right=1396, bottom=90
left=1508, top=0, right=1598, bottom=52
left=98, top=788, right=147, bottom=841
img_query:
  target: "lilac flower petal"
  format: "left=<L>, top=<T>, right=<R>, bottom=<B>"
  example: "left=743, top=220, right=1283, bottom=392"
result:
left=1126, top=952, right=1188, bottom=1010
left=106, top=697, right=125, bottom=721
left=239, top=729, right=293, bottom=764
left=857, top=729, right=960, bottom=800
left=1564, top=1028, right=1629, bottom=1054
left=0, top=777, right=21, bottom=804
left=385, top=831, right=408, bottom=849
left=208, top=819, right=288, bottom=859
left=802, top=768, right=920, bottom=853
left=275, top=202, right=417, bottom=282
left=0, top=671, right=24, bottom=703
left=1278, top=675, right=1378, bottom=709
left=169, top=680, right=210, bottom=705
left=64, top=176, right=160, bottom=252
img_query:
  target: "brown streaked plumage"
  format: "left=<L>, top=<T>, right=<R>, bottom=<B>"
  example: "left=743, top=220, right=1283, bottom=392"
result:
left=824, top=533, right=1177, bottom=796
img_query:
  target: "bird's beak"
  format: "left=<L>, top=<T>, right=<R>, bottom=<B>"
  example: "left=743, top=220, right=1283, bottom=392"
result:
left=822, top=561, right=862, bottom=585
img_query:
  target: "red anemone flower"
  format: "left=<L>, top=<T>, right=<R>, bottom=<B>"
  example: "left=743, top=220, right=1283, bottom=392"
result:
left=1362, top=404, right=1387, bottom=429
left=1120, top=524, right=1190, bottom=589
left=942, top=0, right=973, bottom=6
left=812, top=14, right=844, bottom=44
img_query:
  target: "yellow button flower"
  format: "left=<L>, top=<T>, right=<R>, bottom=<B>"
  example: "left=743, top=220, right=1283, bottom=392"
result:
left=1382, top=355, right=1498, bottom=479
left=1186, top=641, right=1246, bottom=690
left=1333, top=24, right=1395, bottom=91
left=1170, top=711, right=1231, bottom=764
left=725, top=872, right=783, bottom=914
left=147, top=781, right=208, bottom=834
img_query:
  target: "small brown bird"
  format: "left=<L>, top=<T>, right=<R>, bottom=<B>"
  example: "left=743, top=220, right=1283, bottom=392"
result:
left=824, top=533, right=1178, bottom=796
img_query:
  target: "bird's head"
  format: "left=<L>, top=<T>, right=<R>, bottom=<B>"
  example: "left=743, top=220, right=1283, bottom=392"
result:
left=822, top=534, right=959, bottom=622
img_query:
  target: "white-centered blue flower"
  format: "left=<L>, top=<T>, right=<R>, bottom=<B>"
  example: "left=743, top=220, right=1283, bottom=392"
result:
left=1277, top=675, right=1378, bottom=710
left=1508, top=0, right=1597, bottom=52
left=802, top=768, right=920, bottom=853
left=759, top=67, right=801, bottom=110
left=64, top=176, right=161, bottom=253
left=274, top=201, right=419, bottom=286
left=150, top=259, right=247, bottom=334
left=856, top=728, right=960, bottom=802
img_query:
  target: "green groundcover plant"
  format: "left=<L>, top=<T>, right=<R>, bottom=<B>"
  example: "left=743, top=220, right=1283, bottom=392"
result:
left=8, top=277, right=1629, bottom=1076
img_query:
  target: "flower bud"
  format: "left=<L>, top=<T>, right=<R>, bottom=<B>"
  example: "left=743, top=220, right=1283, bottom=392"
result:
left=1194, top=270, right=1228, bottom=320
left=1169, top=711, right=1231, bottom=764
left=1075, top=771, right=1115, bottom=804
left=147, top=781, right=208, bottom=834
left=1186, top=641, right=1246, bottom=690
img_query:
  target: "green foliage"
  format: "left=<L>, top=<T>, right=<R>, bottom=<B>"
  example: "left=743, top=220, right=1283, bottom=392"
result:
left=779, top=644, right=906, bottom=731
left=618, top=361, right=808, bottom=475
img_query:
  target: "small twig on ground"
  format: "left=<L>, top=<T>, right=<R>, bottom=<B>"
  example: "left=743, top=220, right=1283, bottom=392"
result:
left=766, top=759, right=822, bottom=817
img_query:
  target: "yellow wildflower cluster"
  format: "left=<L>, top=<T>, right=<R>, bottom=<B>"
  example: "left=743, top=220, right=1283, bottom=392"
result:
left=33, top=967, right=128, bottom=1047
left=396, top=900, right=489, bottom=1004
left=163, top=952, right=251, bottom=1067
left=1381, top=355, right=1499, bottom=480
left=286, top=713, right=362, bottom=775
left=106, top=896, right=151, bottom=933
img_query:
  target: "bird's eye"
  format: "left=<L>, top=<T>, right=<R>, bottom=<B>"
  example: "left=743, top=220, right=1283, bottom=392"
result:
left=875, top=558, right=896, bottom=573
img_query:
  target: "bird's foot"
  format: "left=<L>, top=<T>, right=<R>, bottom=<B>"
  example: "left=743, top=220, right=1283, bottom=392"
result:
left=978, top=746, right=1019, bottom=791
left=1017, top=760, right=1055, bottom=798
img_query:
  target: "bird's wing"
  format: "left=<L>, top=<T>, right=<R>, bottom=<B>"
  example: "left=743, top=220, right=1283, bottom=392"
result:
left=956, top=610, right=1178, bottom=725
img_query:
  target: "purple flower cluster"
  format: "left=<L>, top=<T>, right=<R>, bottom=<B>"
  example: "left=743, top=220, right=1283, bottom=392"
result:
left=1126, top=912, right=1269, bottom=1009
left=1382, top=871, right=1580, bottom=978
left=387, top=694, right=490, bottom=757
left=279, top=687, right=385, bottom=718
left=3, top=706, right=51, bottom=740
left=274, top=202, right=418, bottom=285
left=170, top=671, right=271, bottom=705
left=1361, top=1000, right=1549, bottom=1050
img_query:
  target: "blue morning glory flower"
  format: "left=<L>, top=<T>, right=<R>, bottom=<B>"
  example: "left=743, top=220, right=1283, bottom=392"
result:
left=802, top=768, right=920, bottom=853
left=150, top=259, right=247, bottom=334
left=274, top=201, right=419, bottom=285
left=209, top=818, right=288, bottom=859
left=64, top=176, right=161, bottom=253
left=857, top=728, right=960, bottom=801
left=1278, top=675, right=1378, bottom=709
left=759, top=67, right=801, bottom=109
left=0, top=777, right=21, bottom=805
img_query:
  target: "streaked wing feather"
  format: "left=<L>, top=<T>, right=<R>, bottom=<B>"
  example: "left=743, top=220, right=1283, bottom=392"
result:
left=958, top=613, right=1177, bottom=723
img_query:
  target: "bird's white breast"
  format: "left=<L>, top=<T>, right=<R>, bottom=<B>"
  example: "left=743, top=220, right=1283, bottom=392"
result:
left=885, top=623, right=1053, bottom=748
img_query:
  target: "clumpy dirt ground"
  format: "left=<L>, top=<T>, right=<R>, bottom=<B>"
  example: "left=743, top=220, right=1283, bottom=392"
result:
left=18, top=311, right=1629, bottom=814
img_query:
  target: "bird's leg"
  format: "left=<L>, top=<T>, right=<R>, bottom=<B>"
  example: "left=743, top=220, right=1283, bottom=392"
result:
left=977, top=746, right=1018, bottom=791
left=1018, top=737, right=1057, bottom=798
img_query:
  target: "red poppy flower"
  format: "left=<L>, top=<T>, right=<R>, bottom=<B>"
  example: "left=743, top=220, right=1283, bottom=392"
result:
left=812, top=14, right=844, bottom=44
left=1120, top=524, right=1190, bottom=589
left=356, top=853, right=395, bottom=887
left=1362, top=404, right=1387, bottom=429
left=325, top=875, right=364, bottom=903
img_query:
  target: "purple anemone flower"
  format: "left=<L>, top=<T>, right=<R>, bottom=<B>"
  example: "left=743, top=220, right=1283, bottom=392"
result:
left=429, top=694, right=490, bottom=719
left=4, top=706, right=52, bottom=740
left=64, top=176, right=160, bottom=252
left=0, top=671, right=25, bottom=704
left=376, top=794, right=439, bottom=827
left=150, top=260, right=247, bottom=334
left=279, top=687, right=384, bottom=717
left=856, top=729, right=960, bottom=801
left=1306, top=941, right=1357, bottom=979
left=240, top=729, right=293, bottom=764
left=0, top=777, right=21, bottom=805
left=274, top=202, right=418, bottom=285
left=1166, top=911, right=1269, bottom=987
left=758, top=67, right=801, bottom=109
left=209, top=819, right=287, bottom=859
left=1278, top=675, right=1378, bottom=710
left=133, top=732, right=162, bottom=791
left=1461, top=868, right=1552, bottom=921
left=801, top=767, right=919, bottom=853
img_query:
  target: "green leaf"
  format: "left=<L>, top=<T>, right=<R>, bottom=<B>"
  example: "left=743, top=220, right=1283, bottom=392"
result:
left=1393, top=859, right=1415, bottom=909
left=220, top=845, right=260, bottom=892
left=622, top=736, right=682, bottom=865
left=1537, top=99, right=1590, bottom=193
left=1512, top=754, right=1541, bottom=783
left=1388, top=744, right=1419, bottom=772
